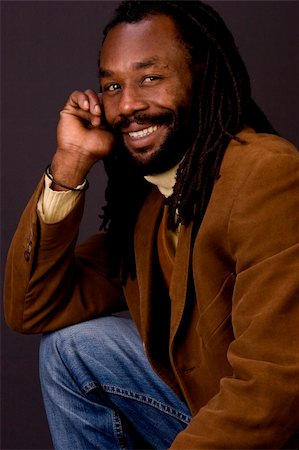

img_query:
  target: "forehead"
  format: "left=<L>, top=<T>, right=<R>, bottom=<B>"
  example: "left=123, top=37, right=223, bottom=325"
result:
left=100, top=15, right=188, bottom=73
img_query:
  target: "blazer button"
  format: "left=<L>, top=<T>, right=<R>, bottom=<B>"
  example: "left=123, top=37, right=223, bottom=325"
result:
left=24, top=250, right=30, bottom=261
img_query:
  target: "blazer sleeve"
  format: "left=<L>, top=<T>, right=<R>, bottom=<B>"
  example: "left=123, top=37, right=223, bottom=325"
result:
left=4, top=178, right=126, bottom=334
left=172, top=141, right=299, bottom=448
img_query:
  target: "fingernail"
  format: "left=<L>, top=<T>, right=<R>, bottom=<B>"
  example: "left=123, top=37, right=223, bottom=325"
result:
left=94, top=104, right=100, bottom=113
left=83, top=100, right=89, bottom=109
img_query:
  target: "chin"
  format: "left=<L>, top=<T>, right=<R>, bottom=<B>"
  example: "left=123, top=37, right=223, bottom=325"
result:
left=130, top=152, right=182, bottom=176
left=123, top=127, right=190, bottom=175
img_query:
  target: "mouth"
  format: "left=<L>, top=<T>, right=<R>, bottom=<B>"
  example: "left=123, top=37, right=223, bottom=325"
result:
left=127, top=125, right=159, bottom=140
left=121, top=120, right=171, bottom=156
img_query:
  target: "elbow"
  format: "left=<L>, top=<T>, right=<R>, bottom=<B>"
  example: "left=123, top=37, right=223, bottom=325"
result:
left=3, top=289, right=43, bottom=335
left=4, top=306, right=41, bottom=335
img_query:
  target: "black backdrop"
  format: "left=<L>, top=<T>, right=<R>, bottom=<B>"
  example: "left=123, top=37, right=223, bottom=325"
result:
left=1, top=1, right=298, bottom=449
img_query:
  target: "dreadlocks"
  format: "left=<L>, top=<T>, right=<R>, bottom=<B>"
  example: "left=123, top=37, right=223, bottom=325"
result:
left=99, top=1, right=276, bottom=277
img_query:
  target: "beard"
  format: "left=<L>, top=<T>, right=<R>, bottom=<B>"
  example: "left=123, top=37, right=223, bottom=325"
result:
left=113, top=106, right=196, bottom=176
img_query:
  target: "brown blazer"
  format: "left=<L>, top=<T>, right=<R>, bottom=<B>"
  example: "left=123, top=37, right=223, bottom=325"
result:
left=4, top=128, right=299, bottom=448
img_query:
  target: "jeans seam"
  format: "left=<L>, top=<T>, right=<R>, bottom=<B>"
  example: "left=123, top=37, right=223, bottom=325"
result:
left=82, top=380, right=99, bottom=394
left=112, top=409, right=127, bottom=450
left=82, top=380, right=128, bottom=449
left=102, top=384, right=191, bottom=425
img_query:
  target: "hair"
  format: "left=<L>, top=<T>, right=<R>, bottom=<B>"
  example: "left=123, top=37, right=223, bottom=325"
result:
left=99, top=1, right=277, bottom=279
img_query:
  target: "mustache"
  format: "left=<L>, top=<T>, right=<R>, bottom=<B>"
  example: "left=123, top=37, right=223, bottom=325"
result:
left=113, top=111, right=174, bottom=132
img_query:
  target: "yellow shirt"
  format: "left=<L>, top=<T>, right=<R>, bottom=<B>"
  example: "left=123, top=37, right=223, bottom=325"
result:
left=37, top=164, right=180, bottom=248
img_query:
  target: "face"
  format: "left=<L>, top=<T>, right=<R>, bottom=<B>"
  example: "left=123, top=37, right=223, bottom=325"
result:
left=99, top=15, right=196, bottom=175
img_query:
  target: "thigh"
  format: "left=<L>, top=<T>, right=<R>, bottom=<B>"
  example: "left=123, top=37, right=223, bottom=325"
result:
left=40, top=315, right=191, bottom=448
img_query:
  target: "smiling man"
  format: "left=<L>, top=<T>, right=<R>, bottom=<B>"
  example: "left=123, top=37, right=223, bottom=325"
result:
left=99, top=14, right=196, bottom=176
left=4, top=1, right=299, bottom=449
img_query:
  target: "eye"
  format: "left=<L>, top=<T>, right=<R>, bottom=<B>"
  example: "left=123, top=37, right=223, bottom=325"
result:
left=104, top=83, right=121, bottom=92
left=142, top=75, right=161, bottom=84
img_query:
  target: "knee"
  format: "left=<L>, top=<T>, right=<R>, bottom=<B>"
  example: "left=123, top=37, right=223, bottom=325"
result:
left=39, top=319, right=99, bottom=369
left=39, top=327, right=68, bottom=384
left=39, top=319, right=104, bottom=389
left=39, top=323, right=79, bottom=368
left=39, top=317, right=132, bottom=375
left=39, top=321, right=102, bottom=401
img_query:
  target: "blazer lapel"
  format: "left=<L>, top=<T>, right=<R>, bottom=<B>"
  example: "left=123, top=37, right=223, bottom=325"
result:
left=169, top=220, right=193, bottom=347
left=134, top=189, right=164, bottom=341
left=134, top=188, right=193, bottom=351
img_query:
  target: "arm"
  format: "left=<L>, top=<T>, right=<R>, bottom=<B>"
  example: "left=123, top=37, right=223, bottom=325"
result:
left=172, top=142, right=299, bottom=448
left=4, top=90, right=126, bottom=333
left=4, top=183, right=126, bottom=334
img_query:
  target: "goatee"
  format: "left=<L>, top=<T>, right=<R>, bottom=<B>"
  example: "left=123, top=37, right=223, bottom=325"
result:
left=114, top=108, right=196, bottom=176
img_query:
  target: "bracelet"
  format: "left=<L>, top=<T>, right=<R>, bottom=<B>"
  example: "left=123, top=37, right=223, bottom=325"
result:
left=45, top=164, right=89, bottom=192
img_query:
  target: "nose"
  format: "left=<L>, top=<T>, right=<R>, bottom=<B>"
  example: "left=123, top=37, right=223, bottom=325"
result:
left=117, top=85, right=148, bottom=118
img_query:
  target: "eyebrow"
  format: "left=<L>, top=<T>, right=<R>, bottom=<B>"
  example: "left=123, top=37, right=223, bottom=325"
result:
left=99, top=57, right=163, bottom=78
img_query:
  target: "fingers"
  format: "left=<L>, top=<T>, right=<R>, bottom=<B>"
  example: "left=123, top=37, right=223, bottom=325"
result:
left=64, top=89, right=103, bottom=127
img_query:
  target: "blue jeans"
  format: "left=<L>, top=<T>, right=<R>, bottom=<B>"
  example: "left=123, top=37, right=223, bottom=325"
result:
left=39, top=315, right=191, bottom=449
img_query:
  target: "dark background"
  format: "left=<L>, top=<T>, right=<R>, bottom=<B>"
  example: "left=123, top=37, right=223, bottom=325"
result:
left=1, top=1, right=298, bottom=449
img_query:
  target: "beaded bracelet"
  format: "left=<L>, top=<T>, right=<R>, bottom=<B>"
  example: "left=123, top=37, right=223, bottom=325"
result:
left=45, top=164, right=89, bottom=192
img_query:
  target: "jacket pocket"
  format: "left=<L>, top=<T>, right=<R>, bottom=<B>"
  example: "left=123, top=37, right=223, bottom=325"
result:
left=196, top=273, right=235, bottom=347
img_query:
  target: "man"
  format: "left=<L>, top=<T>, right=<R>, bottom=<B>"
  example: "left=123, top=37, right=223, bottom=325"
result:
left=4, top=1, right=299, bottom=448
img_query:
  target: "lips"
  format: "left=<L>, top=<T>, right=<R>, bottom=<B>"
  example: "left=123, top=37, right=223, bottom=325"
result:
left=128, top=125, right=158, bottom=140
left=121, top=123, right=167, bottom=155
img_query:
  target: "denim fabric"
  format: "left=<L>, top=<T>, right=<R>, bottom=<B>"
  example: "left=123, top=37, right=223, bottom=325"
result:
left=39, top=315, right=191, bottom=449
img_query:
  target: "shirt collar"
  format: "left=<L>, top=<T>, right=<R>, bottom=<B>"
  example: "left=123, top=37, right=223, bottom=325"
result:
left=144, top=162, right=179, bottom=198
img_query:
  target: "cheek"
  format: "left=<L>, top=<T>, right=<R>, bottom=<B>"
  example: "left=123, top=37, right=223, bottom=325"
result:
left=102, top=99, right=117, bottom=126
left=164, top=78, right=193, bottom=109
left=150, top=88, right=179, bottom=112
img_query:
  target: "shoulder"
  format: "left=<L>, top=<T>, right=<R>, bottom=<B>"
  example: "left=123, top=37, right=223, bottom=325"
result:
left=208, top=128, right=299, bottom=227
left=224, top=127, right=298, bottom=166
left=220, top=128, right=298, bottom=186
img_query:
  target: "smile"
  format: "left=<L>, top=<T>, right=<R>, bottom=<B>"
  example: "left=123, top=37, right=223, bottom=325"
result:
left=128, top=125, right=158, bottom=139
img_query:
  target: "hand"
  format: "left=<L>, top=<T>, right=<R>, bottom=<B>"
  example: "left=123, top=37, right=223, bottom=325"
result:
left=51, top=89, right=116, bottom=189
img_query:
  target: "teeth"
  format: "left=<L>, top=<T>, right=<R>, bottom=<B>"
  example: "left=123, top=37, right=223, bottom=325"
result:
left=129, top=125, right=158, bottom=139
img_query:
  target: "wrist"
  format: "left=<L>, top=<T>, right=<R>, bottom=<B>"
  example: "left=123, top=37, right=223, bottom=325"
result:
left=50, top=148, right=95, bottom=190
left=45, top=165, right=89, bottom=192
